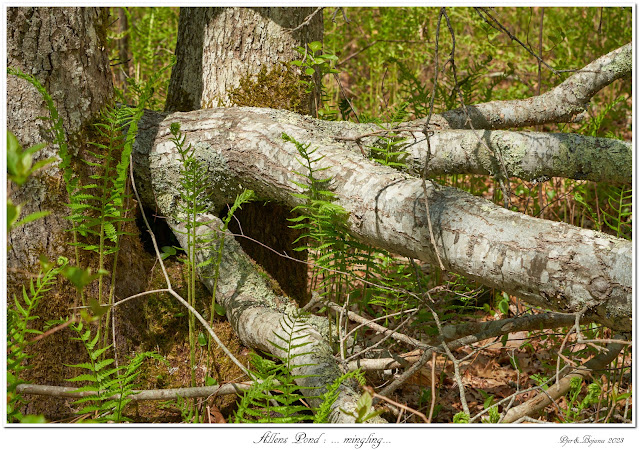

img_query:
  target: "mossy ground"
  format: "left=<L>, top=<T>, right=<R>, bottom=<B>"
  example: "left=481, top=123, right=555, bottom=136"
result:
left=124, top=257, right=251, bottom=422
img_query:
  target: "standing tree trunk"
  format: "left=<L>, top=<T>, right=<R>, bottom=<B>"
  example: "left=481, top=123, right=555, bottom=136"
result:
left=166, top=7, right=322, bottom=112
left=7, top=7, right=150, bottom=418
left=165, top=7, right=324, bottom=304
left=7, top=7, right=113, bottom=269
left=7, top=7, right=115, bottom=418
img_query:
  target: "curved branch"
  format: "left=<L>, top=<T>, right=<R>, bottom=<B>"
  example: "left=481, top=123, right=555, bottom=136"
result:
left=169, top=214, right=385, bottom=423
left=416, top=43, right=631, bottom=130
left=336, top=127, right=631, bottom=183
left=402, top=130, right=631, bottom=183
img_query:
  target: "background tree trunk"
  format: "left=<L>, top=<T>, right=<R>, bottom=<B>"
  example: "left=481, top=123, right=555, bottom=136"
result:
left=114, top=7, right=132, bottom=87
left=166, top=7, right=322, bottom=112
left=165, top=7, right=323, bottom=304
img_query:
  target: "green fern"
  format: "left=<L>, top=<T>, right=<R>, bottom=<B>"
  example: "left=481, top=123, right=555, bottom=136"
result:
left=7, top=67, right=76, bottom=196
left=602, top=185, right=632, bottom=240
left=170, top=122, right=213, bottom=387
left=65, top=322, right=120, bottom=420
left=313, top=369, right=366, bottom=423
left=7, top=256, right=69, bottom=422
left=283, top=132, right=425, bottom=340
left=66, top=321, right=162, bottom=422
left=389, top=58, right=428, bottom=118
left=283, top=132, right=356, bottom=303
left=234, top=313, right=316, bottom=423
left=367, top=103, right=410, bottom=170
left=7, top=66, right=84, bottom=281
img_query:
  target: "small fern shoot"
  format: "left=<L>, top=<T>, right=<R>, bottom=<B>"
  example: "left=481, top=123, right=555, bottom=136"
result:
left=602, top=185, right=632, bottom=240
left=169, top=121, right=218, bottom=421
left=7, top=67, right=83, bottom=276
left=313, top=369, right=366, bottom=423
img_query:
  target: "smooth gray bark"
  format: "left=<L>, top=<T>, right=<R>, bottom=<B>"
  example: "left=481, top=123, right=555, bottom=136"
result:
left=133, top=107, right=632, bottom=332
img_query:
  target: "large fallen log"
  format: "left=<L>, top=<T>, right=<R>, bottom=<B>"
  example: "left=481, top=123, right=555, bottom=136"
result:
left=132, top=107, right=631, bottom=332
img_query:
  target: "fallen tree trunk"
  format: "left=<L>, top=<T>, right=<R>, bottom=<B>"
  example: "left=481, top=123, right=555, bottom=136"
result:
left=132, top=107, right=631, bottom=332
left=168, top=214, right=383, bottom=423
left=339, top=128, right=631, bottom=184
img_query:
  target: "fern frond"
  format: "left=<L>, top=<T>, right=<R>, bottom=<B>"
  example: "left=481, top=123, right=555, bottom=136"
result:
left=7, top=257, right=68, bottom=422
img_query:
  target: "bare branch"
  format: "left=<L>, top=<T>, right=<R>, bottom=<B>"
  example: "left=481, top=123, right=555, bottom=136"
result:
left=16, top=382, right=252, bottom=401
left=412, top=43, right=631, bottom=130
left=285, top=7, right=324, bottom=33
left=501, top=339, right=625, bottom=423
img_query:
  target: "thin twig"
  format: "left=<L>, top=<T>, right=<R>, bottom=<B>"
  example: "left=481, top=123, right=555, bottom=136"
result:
left=326, top=301, right=426, bottom=350
left=474, top=7, right=562, bottom=76
left=286, top=7, right=324, bottom=33
left=419, top=7, right=446, bottom=271
left=16, top=381, right=254, bottom=401
left=427, top=351, right=437, bottom=423
left=343, top=312, right=418, bottom=364
left=28, top=316, right=77, bottom=343
left=364, top=386, right=428, bottom=423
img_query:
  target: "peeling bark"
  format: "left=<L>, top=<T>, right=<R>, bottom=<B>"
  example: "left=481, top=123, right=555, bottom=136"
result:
left=133, top=107, right=631, bottom=332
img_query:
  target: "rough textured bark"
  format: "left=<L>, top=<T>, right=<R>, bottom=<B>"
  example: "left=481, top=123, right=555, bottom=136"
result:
left=7, top=7, right=113, bottom=268
left=415, top=43, right=632, bottom=130
left=132, top=107, right=631, bottom=332
left=165, top=7, right=323, bottom=304
left=7, top=7, right=152, bottom=418
left=166, top=7, right=323, bottom=112
left=6, top=7, right=116, bottom=419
